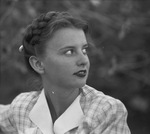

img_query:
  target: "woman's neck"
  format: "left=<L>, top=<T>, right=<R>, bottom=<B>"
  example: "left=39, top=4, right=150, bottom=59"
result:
left=43, top=83, right=80, bottom=119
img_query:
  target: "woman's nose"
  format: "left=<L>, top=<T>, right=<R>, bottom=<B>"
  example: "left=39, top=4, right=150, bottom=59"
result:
left=76, top=53, right=89, bottom=67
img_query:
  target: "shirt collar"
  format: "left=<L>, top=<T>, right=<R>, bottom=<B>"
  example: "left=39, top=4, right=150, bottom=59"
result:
left=54, top=95, right=83, bottom=133
left=29, top=90, right=53, bottom=134
left=29, top=89, right=84, bottom=134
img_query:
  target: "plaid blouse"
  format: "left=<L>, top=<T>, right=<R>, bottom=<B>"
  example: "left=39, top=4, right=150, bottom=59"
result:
left=0, top=85, right=131, bottom=134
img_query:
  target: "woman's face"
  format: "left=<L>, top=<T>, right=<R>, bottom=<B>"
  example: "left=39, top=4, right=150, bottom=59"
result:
left=42, top=28, right=90, bottom=89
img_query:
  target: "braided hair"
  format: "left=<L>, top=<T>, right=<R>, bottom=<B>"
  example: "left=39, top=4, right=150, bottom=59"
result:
left=21, top=11, right=88, bottom=76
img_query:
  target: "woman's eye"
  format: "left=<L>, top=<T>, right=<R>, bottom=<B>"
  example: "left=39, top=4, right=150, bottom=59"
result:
left=82, top=48, right=88, bottom=55
left=65, top=50, right=73, bottom=55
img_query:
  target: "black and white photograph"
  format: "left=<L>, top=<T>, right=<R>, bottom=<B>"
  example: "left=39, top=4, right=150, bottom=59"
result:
left=0, top=0, right=150, bottom=134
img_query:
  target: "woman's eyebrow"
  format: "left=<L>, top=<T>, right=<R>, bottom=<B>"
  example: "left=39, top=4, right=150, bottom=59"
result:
left=59, top=46, right=75, bottom=51
left=59, top=43, right=88, bottom=51
left=83, top=43, right=89, bottom=47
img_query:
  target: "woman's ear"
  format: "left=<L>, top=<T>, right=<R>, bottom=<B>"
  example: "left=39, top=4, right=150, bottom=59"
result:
left=29, top=56, right=44, bottom=74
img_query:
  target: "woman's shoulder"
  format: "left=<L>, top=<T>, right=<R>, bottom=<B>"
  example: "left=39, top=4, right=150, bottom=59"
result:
left=10, top=91, right=41, bottom=112
left=82, top=85, right=127, bottom=112
left=81, top=85, right=130, bottom=133
left=0, top=91, right=41, bottom=131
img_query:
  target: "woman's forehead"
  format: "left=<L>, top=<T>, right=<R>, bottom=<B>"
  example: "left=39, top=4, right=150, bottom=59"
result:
left=46, top=28, right=87, bottom=50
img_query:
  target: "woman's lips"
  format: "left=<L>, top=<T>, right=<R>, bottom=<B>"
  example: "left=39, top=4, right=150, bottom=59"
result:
left=73, top=70, right=87, bottom=78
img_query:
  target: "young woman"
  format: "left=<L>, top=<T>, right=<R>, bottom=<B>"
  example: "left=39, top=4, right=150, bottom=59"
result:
left=0, top=11, right=131, bottom=134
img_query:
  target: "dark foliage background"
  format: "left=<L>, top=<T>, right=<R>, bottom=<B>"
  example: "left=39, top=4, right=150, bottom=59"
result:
left=0, top=0, right=150, bottom=133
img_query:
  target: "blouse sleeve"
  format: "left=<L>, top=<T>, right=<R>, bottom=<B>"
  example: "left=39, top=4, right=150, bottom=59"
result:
left=92, top=99, right=131, bottom=134
left=0, top=104, right=18, bottom=134
left=78, top=98, right=131, bottom=134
